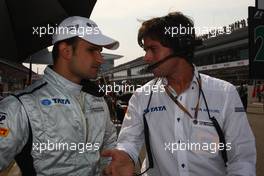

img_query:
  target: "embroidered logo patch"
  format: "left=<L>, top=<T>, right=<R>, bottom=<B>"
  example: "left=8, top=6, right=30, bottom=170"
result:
left=235, top=107, right=245, bottom=112
left=0, top=127, right=9, bottom=137
left=41, top=99, right=52, bottom=106
left=144, top=105, right=167, bottom=113
left=89, top=107, right=104, bottom=112
left=0, top=112, right=7, bottom=124
left=41, top=98, right=71, bottom=106
left=197, top=120, right=214, bottom=127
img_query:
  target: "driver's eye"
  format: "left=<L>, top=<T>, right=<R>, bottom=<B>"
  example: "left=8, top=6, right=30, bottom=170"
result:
left=87, top=48, right=102, bottom=53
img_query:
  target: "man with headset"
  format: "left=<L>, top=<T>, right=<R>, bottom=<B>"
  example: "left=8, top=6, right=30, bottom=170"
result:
left=102, top=12, right=256, bottom=176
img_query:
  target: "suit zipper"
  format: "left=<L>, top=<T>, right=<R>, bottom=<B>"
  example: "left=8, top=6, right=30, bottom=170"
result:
left=75, top=92, right=88, bottom=143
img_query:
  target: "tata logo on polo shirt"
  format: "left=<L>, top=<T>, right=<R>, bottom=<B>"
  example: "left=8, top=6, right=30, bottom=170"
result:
left=144, top=105, right=167, bottom=113
left=41, top=98, right=70, bottom=106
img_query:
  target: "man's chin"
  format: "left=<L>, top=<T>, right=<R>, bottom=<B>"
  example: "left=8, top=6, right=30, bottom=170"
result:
left=86, top=75, right=97, bottom=80
left=81, top=73, right=98, bottom=80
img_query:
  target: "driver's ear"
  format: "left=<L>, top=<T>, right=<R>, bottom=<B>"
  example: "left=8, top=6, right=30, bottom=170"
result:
left=59, top=42, right=73, bottom=61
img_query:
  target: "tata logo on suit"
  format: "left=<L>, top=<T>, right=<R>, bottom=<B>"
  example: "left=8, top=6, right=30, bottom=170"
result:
left=41, top=98, right=71, bottom=106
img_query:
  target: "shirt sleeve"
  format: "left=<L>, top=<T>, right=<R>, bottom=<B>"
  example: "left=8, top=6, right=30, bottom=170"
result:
left=0, top=96, right=29, bottom=171
left=223, top=86, right=256, bottom=176
left=116, top=92, right=145, bottom=163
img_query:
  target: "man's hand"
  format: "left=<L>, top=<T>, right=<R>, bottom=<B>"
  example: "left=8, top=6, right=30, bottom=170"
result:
left=101, top=149, right=135, bottom=176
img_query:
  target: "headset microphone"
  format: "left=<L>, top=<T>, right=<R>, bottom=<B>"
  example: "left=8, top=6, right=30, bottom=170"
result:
left=143, top=54, right=177, bottom=73
left=139, top=52, right=186, bottom=74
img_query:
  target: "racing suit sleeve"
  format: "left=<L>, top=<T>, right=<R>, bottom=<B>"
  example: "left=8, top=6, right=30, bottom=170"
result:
left=116, top=91, right=145, bottom=163
left=223, top=86, right=256, bottom=176
left=0, top=96, right=29, bottom=171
